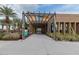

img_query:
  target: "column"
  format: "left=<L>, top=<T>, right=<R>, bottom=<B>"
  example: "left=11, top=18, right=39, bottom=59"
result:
left=63, top=22, right=65, bottom=34
left=68, top=22, right=71, bottom=34
left=74, top=22, right=76, bottom=33
left=49, top=21, right=52, bottom=33
left=47, top=22, right=51, bottom=33
left=57, top=22, right=60, bottom=33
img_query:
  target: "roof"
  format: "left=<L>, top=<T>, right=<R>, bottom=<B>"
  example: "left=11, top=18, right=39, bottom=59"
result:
left=56, top=14, right=79, bottom=22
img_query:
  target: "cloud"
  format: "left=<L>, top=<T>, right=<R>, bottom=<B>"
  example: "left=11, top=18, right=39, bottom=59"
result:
left=2, top=4, right=79, bottom=19
left=5, top=4, right=39, bottom=18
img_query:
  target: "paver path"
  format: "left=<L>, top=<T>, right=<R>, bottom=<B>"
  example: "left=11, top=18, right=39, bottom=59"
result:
left=0, top=34, right=79, bottom=55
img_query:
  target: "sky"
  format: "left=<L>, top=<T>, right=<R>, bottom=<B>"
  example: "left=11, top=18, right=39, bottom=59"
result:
left=1, top=4, right=79, bottom=19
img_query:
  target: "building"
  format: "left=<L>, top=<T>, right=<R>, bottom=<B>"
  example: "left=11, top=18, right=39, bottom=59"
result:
left=22, top=12, right=79, bottom=34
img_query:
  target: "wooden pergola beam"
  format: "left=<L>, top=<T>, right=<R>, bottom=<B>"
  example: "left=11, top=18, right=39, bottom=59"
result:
left=46, top=15, right=54, bottom=23
left=41, top=11, right=46, bottom=23
left=24, top=12, right=55, bottom=24
left=26, top=12, right=53, bottom=16
left=28, top=13, right=35, bottom=23
left=43, top=12, right=51, bottom=23
left=25, top=13, right=33, bottom=25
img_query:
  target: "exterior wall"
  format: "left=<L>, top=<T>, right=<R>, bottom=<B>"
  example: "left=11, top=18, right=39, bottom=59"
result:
left=46, top=14, right=79, bottom=34
left=55, top=14, right=79, bottom=34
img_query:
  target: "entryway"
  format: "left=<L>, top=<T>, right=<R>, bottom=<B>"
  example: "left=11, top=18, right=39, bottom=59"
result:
left=36, top=28, right=42, bottom=34
left=34, top=23, right=47, bottom=34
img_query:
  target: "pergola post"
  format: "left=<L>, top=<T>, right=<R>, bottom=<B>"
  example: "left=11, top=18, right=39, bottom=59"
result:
left=53, top=12, right=56, bottom=40
left=22, top=11, right=25, bottom=39
left=53, top=12, right=56, bottom=33
left=68, top=22, right=71, bottom=34
left=63, top=22, right=66, bottom=34
left=57, top=22, right=60, bottom=33
left=74, top=22, right=76, bottom=33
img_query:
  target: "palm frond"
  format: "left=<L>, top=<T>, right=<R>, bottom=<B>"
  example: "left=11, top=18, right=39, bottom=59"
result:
left=0, top=5, right=16, bottom=16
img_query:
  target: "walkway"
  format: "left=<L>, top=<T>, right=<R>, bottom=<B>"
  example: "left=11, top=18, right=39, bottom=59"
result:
left=0, top=34, right=79, bottom=54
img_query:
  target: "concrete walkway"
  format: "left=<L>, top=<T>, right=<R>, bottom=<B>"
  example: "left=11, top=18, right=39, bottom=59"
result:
left=0, top=34, right=79, bottom=55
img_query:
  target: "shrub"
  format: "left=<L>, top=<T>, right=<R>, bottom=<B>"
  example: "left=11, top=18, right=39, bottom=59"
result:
left=47, top=32, right=52, bottom=37
left=71, top=35, right=77, bottom=41
left=51, top=33, right=55, bottom=38
left=0, top=33, right=5, bottom=39
left=63, top=33, right=71, bottom=41
left=47, top=32, right=79, bottom=41
left=55, top=32, right=64, bottom=40
left=55, top=33, right=77, bottom=41
left=47, top=32, right=64, bottom=40
left=74, top=34, right=79, bottom=41
left=2, top=33, right=20, bottom=40
left=64, top=34, right=75, bottom=41
left=47, top=32, right=55, bottom=38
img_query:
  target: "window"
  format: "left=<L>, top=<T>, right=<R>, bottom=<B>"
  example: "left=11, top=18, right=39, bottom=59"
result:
left=0, top=25, right=2, bottom=29
left=51, top=23, right=54, bottom=32
left=36, top=28, right=42, bottom=34
left=51, top=23, right=57, bottom=32
left=3, top=26, right=7, bottom=30
left=10, top=25, right=14, bottom=30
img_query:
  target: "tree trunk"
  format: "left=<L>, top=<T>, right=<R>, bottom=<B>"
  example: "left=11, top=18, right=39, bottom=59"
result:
left=5, top=16, right=9, bottom=33
left=6, top=24, right=9, bottom=33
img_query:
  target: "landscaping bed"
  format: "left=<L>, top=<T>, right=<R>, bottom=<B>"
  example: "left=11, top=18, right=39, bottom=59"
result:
left=0, top=32, right=20, bottom=41
left=47, top=32, right=79, bottom=41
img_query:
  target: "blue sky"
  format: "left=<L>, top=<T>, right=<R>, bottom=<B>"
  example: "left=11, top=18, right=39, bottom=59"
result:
left=36, top=4, right=79, bottom=12
left=1, top=4, right=79, bottom=19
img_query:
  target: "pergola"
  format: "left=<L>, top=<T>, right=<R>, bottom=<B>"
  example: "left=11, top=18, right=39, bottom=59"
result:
left=22, top=12, right=56, bottom=23
left=22, top=11, right=56, bottom=34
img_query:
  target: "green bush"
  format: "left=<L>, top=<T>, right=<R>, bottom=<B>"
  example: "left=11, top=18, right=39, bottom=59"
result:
left=56, top=33, right=77, bottom=41
left=71, top=35, right=77, bottom=41
left=2, top=33, right=20, bottom=40
left=63, top=33, right=76, bottom=41
left=55, top=32, right=64, bottom=40
left=47, top=32, right=52, bottom=37
left=47, top=32, right=79, bottom=41
left=0, top=33, right=5, bottom=39
left=47, top=32, right=64, bottom=40
left=47, top=32, right=55, bottom=38
left=64, top=33, right=71, bottom=41
left=74, top=34, right=79, bottom=41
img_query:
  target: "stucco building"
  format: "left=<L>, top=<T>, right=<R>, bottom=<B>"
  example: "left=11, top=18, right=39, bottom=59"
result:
left=22, top=12, right=79, bottom=34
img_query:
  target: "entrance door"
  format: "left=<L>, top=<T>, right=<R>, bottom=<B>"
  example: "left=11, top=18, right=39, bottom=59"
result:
left=36, top=28, right=42, bottom=34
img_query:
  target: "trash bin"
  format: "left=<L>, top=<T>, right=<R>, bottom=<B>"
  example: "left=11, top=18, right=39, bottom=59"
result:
left=23, top=30, right=29, bottom=37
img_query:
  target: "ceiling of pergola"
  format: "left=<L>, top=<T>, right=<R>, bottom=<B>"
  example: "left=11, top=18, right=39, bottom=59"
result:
left=24, top=12, right=54, bottom=24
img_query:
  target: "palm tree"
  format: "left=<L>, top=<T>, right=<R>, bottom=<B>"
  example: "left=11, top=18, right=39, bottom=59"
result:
left=0, top=5, right=16, bottom=32
left=13, top=18, right=21, bottom=32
